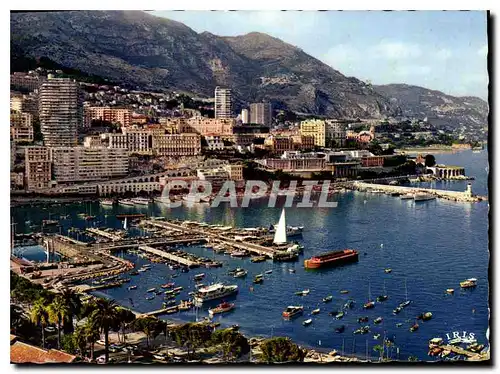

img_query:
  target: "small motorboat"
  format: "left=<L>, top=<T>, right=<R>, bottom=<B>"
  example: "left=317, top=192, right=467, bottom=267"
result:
left=343, top=300, right=355, bottom=309
left=265, top=270, right=273, bottom=274
left=335, top=325, right=345, bottom=333
left=410, top=322, right=419, bottom=332
left=363, top=301, right=375, bottom=309
left=393, top=306, right=403, bottom=315
left=373, top=334, right=381, bottom=340
left=396, top=323, right=403, bottom=327
left=460, top=278, right=477, bottom=289
left=161, top=283, right=175, bottom=289
left=354, top=326, right=370, bottom=335
left=421, top=312, right=433, bottom=321
left=251, top=256, right=267, bottom=263
left=446, top=288, right=455, bottom=294
left=233, top=269, right=248, bottom=278
left=253, top=277, right=263, bottom=284
left=340, top=290, right=349, bottom=294
left=400, top=300, right=411, bottom=308
left=376, top=295, right=388, bottom=302
left=282, top=306, right=304, bottom=319
left=209, top=302, right=235, bottom=316
left=147, top=288, right=156, bottom=293
left=374, top=317, right=383, bottom=324
left=295, top=289, right=310, bottom=296
left=302, top=319, right=313, bottom=326
left=194, top=273, right=205, bottom=280
left=357, top=317, right=369, bottom=323
left=128, top=285, right=137, bottom=290
left=311, top=308, right=320, bottom=315
left=146, top=295, right=155, bottom=301
left=384, top=268, right=392, bottom=274
left=335, top=311, right=345, bottom=320
left=323, top=295, right=333, bottom=303
left=289, top=269, right=296, bottom=273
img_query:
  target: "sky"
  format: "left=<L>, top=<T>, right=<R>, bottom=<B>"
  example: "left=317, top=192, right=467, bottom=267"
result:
left=150, top=11, right=489, bottom=100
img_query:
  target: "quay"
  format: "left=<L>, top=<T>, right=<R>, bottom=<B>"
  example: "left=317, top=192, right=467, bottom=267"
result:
left=86, top=228, right=124, bottom=241
left=143, top=220, right=279, bottom=259
left=352, top=182, right=486, bottom=203
left=138, top=245, right=200, bottom=268
left=142, top=306, right=179, bottom=317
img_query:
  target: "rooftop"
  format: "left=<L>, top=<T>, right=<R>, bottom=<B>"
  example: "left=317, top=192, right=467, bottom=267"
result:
left=10, top=338, right=77, bottom=364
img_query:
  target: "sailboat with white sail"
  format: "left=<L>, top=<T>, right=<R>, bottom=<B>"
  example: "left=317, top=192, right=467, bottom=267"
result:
left=273, top=208, right=287, bottom=245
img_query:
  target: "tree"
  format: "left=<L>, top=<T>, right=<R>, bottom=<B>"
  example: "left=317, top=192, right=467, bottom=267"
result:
left=260, top=337, right=305, bottom=363
left=29, top=298, right=49, bottom=348
left=73, top=326, right=89, bottom=358
left=47, top=295, right=69, bottom=349
left=115, top=307, right=136, bottom=344
left=425, top=154, right=436, bottom=167
left=60, top=333, right=78, bottom=354
left=82, top=316, right=100, bottom=361
left=83, top=298, right=120, bottom=363
left=211, top=328, right=250, bottom=360
left=373, top=344, right=384, bottom=361
left=60, top=287, right=83, bottom=334
left=132, top=316, right=162, bottom=348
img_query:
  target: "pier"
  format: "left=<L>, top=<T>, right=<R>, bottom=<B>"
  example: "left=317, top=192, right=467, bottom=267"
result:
left=352, top=182, right=486, bottom=202
left=144, top=220, right=279, bottom=258
left=86, top=228, right=124, bottom=241
left=138, top=245, right=200, bottom=267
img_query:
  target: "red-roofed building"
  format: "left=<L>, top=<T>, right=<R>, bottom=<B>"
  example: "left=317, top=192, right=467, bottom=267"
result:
left=10, top=336, right=77, bottom=364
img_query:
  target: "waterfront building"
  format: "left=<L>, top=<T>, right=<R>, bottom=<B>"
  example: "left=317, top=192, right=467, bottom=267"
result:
left=11, top=172, right=24, bottom=189
left=325, top=119, right=347, bottom=147
left=241, top=109, right=249, bottom=124
left=39, top=76, right=83, bottom=147
left=427, top=165, right=466, bottom=179
left=152, top=133, right=201, bottom=156
left=205, top=135, right=225, bottom=151
left=330, top=161, right=360, bottom=178
left=10, top=72, right=46, bottom=92
left=25, top=146, right=53, bottom=191
left=84, top=107, right=131, bottom=127
left=250, top=102, right=272, bottom=125
left=214, top=87, right=232, bottom=119
left=260, top=152, right=326, bottom=172
left=51, top=146, right=129, bottom=183
left=300, top=119, right=326, bottom=147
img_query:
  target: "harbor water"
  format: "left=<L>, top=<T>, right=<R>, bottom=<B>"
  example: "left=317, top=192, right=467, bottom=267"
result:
left=11, top=149, right=489, bottom=361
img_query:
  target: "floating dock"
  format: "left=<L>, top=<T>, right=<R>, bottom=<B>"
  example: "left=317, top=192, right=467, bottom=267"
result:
left=138, top=245, right=200, bottom=268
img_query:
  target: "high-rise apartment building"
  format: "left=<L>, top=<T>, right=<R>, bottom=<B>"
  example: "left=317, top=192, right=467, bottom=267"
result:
left=214, top=87, right=232, bottom=119
left=250, top=103, right=272, bottom=125
left=39, top=76, right=83, bottom=147
left=241, top=109, right=249, bottom=124
left=25, top=146, right=52, bottom=191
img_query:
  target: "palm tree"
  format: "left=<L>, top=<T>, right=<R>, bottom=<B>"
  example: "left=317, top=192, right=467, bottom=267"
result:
left=60, top=287, right=82, bottom=333
left=115, top=307, right=136, bottom=344
left=73, top=326, right=88, bottom=358
left=10, top=304, right=25, bottom=334
left=29, top=298, right=49, bottom=348
left=47, top=295, right=69, bottom=349
left=132, top=316, right=162, bottom=348
left=83, top=316, right=100, bottom=361
left=84, top=298, right=120, bottom=363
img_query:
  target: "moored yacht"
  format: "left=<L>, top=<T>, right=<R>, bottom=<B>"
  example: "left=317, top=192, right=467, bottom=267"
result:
left=100, top=199, right=115, bottom=207
left=119, top=199, right=135, bottom=207
left=131, top=197, right=150, bottom=206
left=193, top=283, right=238, bottom=304
left=414, top=193, right=436, bottom=202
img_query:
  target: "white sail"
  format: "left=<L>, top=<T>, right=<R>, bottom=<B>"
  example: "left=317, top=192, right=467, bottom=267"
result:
left=123, top=217, right=128, bottom=230
left=273, top=208, right=287, bottom=244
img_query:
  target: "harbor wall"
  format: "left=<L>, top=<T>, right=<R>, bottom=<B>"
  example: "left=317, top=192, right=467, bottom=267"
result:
left=352, top=182, right=480, bottom=202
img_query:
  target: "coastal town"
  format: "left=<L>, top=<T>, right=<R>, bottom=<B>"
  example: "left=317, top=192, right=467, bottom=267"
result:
left=10, top=10, right=489, bottom=366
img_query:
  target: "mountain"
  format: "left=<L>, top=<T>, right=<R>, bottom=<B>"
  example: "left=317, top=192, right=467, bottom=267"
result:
left=10, top=10, right=396, bottom=118
left=373, top=84, right=488, bottom=130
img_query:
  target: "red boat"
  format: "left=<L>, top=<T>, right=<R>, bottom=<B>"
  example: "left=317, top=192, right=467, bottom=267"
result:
left=209, top=302, right=235, bottom=315
left=304, top=249, right=359, bottom=269
left=282, top=305, right=304, bottom=319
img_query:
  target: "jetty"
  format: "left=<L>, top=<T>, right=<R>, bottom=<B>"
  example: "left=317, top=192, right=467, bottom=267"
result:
left=138, top=245, right=200, bottom=267
left=143, top=219, right=280, bottom=259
